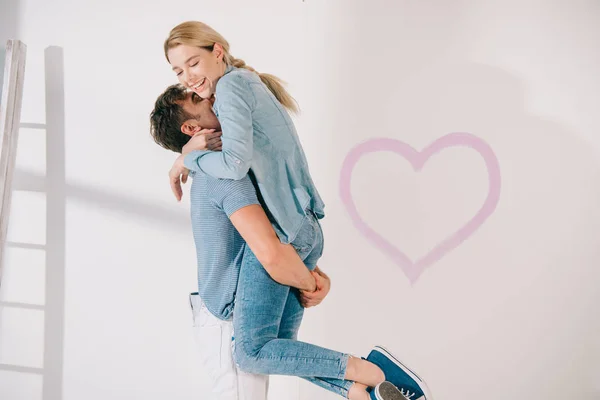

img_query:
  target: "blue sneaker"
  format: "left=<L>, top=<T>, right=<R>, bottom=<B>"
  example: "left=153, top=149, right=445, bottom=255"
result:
left=366, top=346, right=432, bottom=400
left=370, top=381, right=408, bottom=400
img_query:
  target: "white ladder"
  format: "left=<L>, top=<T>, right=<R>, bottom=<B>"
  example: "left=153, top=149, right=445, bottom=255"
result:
left=0, top=40, right=66, bottom=400
left=0, top=39, right=26, bottom=285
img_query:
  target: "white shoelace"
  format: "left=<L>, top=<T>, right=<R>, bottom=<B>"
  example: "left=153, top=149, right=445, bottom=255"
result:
left=400, top=388, right=416, bottom=399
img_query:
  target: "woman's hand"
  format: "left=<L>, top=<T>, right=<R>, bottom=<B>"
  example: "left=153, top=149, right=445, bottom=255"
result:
left=182, top=129, right=222, bottom=155
left=169, top=154, right=190, bottom=201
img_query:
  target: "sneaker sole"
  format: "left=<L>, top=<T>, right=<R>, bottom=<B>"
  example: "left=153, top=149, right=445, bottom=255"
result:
left=373, top=346, right=434, bottom=400
left=374, top=381, right=407, bottom=400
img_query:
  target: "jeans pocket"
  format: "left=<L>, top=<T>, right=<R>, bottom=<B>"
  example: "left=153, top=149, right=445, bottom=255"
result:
left=290, top=213, right=317, bottom=258
left=316, top=218, right=325, bottom=259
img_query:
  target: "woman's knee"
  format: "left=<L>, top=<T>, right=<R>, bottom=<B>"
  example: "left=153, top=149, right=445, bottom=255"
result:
left=233, top=341, right=263, bottom=373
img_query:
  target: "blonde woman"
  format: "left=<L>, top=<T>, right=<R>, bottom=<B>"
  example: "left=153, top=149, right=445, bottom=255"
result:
left=157, top=21, right=432, bottom=400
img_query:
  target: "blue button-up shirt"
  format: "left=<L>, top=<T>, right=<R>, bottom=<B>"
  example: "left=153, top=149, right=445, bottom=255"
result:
left=184, top=64, right=325, bottom=243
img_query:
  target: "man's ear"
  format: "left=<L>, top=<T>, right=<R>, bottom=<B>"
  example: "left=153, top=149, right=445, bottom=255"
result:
left=181, top=119, right=202, bottom=136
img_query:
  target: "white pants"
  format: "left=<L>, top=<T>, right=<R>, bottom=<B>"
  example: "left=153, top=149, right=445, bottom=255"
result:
left=190, top=293, right=269, bottom=400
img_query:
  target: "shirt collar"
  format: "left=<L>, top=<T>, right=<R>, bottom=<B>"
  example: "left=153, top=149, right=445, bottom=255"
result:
left=224, top=63, right=235, bottom=75
left=212, top=63, right=236, bottom=111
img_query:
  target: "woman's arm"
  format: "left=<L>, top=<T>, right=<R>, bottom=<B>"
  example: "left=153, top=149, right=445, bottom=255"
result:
left=229, top=204, right=317, bottom=292
left=184, top=74, right=255, bottom=180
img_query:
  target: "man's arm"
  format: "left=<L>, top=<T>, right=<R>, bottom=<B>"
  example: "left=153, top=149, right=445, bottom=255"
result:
left=229, top=204, right=317, bottom=292
left=184, top=75, right=254, bottom=180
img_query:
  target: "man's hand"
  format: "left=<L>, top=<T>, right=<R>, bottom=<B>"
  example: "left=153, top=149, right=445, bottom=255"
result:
left=169, top=154, right=189, bottom=201
left=300, top=267, right=331, bottom=308
left=182, top=129, right=222, bottom=155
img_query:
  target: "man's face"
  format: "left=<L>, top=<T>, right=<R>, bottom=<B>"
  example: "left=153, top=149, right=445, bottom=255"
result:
left=179, top=91, right=221, bottom=134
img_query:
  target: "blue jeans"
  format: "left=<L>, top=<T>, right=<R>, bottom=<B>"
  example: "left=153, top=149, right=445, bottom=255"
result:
left=233, top=212, right=355, bottom=398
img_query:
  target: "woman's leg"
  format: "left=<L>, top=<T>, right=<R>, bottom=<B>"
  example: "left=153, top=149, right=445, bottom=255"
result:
left=233, top=244, right=349, bottom=378
left=277, top=287, right=355, bottom=398
left=233, top=213, right=387, bottom=398
left=233, top=247, right=387, bottom=397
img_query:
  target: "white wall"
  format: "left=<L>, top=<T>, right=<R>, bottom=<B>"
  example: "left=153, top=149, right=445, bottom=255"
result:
left=1, top=0, right=599, bottom=399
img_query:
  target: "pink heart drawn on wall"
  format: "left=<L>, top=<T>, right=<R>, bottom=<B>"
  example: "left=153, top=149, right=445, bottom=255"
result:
left=339, top=132, right=501, bottom=284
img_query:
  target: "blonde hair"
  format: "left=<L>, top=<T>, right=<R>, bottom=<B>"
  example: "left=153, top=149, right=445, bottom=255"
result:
left=164, top=21, right=298, bottom=114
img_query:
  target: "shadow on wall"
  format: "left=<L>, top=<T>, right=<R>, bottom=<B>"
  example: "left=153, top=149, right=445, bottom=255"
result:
left=13, top=169, right=189, bottom=230
left=2, top=43, right=189, bottom=400
left=3, top=43, right=187, bottom=400
left=0, top=46, right=69, bottom=400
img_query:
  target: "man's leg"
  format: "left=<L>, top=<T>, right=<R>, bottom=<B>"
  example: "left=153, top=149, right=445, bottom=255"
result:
left=235, top=353, right=269, bottom=400
left=189, top=293, right=268, bottom=400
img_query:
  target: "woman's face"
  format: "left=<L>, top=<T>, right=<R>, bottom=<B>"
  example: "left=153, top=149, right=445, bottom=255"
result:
left=168, top=44, right=224, bottom=99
